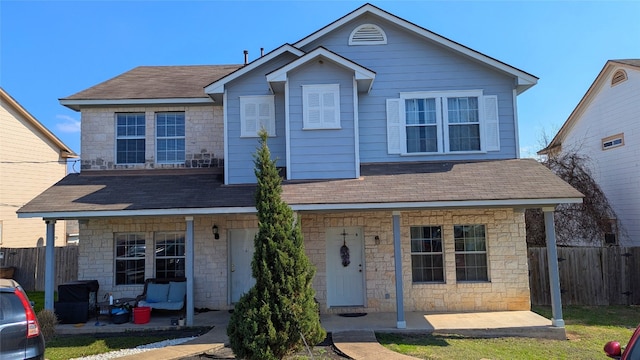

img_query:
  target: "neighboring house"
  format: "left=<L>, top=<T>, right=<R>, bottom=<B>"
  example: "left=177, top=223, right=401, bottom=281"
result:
left=19, top=4, right=581, bottom=328
left=539, top=60, right=640, bottom=247
left=0, top=87, right=77, bottom=248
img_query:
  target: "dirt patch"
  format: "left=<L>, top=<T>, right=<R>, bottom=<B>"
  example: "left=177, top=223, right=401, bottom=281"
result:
left=180, top=333, right=350, bottom=359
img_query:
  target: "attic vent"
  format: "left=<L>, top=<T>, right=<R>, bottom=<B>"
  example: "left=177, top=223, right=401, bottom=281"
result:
left=611, top=69, right=627, bottom=86
left=349, top=24, right=387, bottom=45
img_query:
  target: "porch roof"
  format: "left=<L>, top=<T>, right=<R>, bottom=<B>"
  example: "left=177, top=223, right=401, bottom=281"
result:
left=17, top=159, right=582, bottom=219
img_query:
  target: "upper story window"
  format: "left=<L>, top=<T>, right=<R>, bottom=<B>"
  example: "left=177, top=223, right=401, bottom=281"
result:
left=602, top=133, right=624, bottom=150
left=156, top=112, right=185, bottom=164
left=611, top=70, right=627, bottom=86
left=240, top=95, right=276, bottom=137
left=116, top=113, right=145, bottom=164
left=349, top=24, right=387, bottom=45
left=386, top=91, right=499, bottom=155
left=302, top=84, right=341, bottom=130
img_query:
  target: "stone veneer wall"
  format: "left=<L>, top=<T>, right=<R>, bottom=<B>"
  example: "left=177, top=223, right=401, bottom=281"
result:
left=80, top=105, right=224, bottom=170
left=79, top=208, right=529, bottom=313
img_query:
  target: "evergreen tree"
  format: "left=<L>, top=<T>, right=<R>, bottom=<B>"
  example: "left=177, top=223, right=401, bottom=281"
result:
left=227, top=130, right=325, bottom=360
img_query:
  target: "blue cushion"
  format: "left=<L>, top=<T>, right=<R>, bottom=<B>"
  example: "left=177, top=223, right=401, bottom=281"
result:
left=167, top=281, right=186, bottom=303
left=146, top=283, right=170, bottom=303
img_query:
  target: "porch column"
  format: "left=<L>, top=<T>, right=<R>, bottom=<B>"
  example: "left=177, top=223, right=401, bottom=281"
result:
left=185, top=217, right=195, bottom=326
left=44, top=219, right=56, bottom=310
left=543, top=207, right=564, bottom=327
left=392, top=211, right=406, bottom=329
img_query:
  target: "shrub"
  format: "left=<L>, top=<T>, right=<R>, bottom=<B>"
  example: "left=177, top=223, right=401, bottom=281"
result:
left=37, top=309, right=58, bottom=340
left=227, top=131, right=325, bottom=360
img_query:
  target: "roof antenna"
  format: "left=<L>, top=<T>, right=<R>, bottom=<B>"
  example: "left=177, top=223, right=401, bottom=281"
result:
left=243, top=50, right=248, bottom=65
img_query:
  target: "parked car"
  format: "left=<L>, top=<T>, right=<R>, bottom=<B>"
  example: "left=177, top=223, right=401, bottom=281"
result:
left=0, top=279, right=45, bottom=360
left=605, top=323, right=640, bottom=359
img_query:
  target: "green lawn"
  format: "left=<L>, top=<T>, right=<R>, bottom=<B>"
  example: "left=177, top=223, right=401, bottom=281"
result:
left=377, top=305, right=640, bottom=360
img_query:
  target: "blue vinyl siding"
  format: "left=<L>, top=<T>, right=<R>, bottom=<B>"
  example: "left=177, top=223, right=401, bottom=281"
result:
left=288, top=61, right=356, bottom=179
left=302, top=15, right=518, bottom=163
left=226, top=54, right=297, bottom=184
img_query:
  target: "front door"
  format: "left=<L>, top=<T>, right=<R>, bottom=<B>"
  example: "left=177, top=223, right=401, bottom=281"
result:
left=326, top=227, right=365, bottom=307
left=229, top=228, right=257, bottom=303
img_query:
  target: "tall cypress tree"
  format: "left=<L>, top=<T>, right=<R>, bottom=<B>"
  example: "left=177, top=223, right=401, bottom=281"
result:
left=227, top=131, right=325, bottom=360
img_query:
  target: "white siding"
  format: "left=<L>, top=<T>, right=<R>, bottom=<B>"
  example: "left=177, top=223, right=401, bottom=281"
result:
left=562, top=67, right=640, bottom=246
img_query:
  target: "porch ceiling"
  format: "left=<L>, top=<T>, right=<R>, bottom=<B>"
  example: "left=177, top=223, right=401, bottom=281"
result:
left=17, top=159, right=582, bottom=219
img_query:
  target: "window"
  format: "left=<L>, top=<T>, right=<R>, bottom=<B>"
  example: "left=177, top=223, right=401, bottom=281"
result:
left=454, top=225, right=488, bottom=282
left=116, top=113, right=145, bottom=164
left=156, top=112, right=185, bottom=163
left=302, top=84, right=340, bottom=129
left=114, top=233, right=145, bottom=285
left=410, top=226, right=444, bottom=283
left=386, top=91, right=499, bottom=154
left=240, top=95, right=276, bottom=137
left=611, top=69, right=627, bottom=86
left=155, top=233, right=185, bottom=279
left=604, top=219, right=618, bottom=245
left=602, top=133, right=624, bottom=150
left=349, top=24, right=387, bottom=45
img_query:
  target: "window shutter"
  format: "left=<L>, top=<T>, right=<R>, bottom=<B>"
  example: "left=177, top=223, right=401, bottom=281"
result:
left=240, top=96, right=275, bottom=137
left=483, top=95, right=499, bottom=151
left=386, top=98, right=402, bottom=154
left=322, top=91, right=338, bottom=127
left=303, top=84, right=340, bottom=129
left=241, top=102, right=258, bottom=137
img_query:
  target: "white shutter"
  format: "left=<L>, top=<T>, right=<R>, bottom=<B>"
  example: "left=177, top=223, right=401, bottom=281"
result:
left=241, top=102, right=258, bottom=137
left=386, top=98, right=402, bottom=154
left=303, top=84, right=340, bottom=129
left=240, top=96, right=275, bottom=137
left=483, top=95, right=500, bottom=151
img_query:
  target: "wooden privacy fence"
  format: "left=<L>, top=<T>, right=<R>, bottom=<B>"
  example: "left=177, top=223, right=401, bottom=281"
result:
left=0, top=246, right=78, bottom=291
left=529, top=246, right=640, bottom=306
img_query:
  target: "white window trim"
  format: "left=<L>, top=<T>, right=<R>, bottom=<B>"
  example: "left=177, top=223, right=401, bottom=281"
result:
left=410, top=225, right=445, bottom=284
left=302, top=84, right=341, bottom=130
left=155, top=112, right=186, bottom=164
left=390, top=90, right=499, bottom=155
left=240, top=95, right=276, bottom=137
left=115, top=112, right=146, bottom=165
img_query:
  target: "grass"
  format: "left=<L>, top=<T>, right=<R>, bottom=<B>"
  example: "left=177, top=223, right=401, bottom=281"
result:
left=25, top=291, right=50, bottom=313
left=377, top=305, right=640, bottom=360
left=45, top=333, right=177, bottom=360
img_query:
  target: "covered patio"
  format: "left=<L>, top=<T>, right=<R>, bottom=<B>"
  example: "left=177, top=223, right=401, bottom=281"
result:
left=55, top=308, right=564, bottom=340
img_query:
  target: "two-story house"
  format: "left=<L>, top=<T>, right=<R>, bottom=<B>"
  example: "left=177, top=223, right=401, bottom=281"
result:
left=1, top=87, right=76, bottom=248
left=539, top=60, right=640, bottom=247
left=19, top=4, right=581, bottom=328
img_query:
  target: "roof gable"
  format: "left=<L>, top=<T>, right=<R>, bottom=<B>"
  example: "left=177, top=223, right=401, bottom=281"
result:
left=1, top=87, right=77, bottom=158
left=265, top=47, right=376, bottom=93
left=539, top=59, right=640, bottom=155
left=294, top=3, right=537, bottom=94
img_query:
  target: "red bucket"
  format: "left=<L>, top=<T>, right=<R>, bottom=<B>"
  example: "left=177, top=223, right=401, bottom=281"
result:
left=133, top=306, right=151, bottom=324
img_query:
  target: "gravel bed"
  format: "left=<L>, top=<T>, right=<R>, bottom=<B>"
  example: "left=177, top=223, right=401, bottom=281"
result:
left=69, top=336, right=195, bottom=360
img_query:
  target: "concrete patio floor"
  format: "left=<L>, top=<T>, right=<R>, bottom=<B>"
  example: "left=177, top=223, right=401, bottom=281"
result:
left=54, top=309, right=565, bottom=360
left=55, top=308, right=565, bottom=339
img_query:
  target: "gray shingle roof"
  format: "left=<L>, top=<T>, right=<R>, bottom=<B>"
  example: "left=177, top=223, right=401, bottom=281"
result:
left=60, top=65, right=242, bottom=101
left=18, top=159, right=582, bottom=217
left=611, top=59, right=640, bottom=68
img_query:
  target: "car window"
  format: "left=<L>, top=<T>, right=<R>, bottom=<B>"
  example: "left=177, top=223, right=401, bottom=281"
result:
left=0, top=292, right=26, bottom=324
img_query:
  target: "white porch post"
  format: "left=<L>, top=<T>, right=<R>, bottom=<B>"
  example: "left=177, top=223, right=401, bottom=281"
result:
left=185, top=217, right=195, bottom=326
left=392, top=211, right=406, bottom=329
left=44, top=219, right=56, bottom=310
left=543, top=207, right=565, bottom=327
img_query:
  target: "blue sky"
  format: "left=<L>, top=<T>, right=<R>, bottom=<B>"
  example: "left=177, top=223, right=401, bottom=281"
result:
left=1, top=0, right=639, bottom=165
